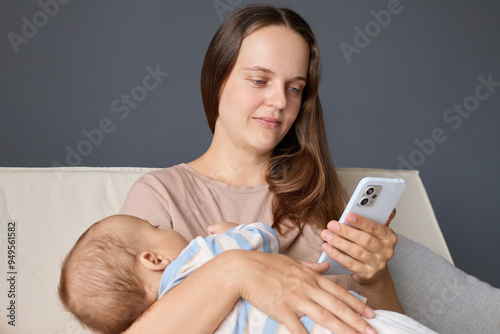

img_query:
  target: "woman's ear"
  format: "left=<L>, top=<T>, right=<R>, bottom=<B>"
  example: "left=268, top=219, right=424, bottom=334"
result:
left=138, top=251, right=170, bottom=271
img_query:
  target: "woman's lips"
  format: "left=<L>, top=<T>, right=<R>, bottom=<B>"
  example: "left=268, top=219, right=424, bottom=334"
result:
left=254, top=117, right=281, bottom=129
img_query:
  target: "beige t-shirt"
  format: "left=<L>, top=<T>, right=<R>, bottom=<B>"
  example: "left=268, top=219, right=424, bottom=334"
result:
left=120, top=163, right=357, bottom=290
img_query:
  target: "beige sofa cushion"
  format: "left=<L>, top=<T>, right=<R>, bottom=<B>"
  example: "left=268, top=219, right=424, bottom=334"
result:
left=0, top=167, right=451, bottom=333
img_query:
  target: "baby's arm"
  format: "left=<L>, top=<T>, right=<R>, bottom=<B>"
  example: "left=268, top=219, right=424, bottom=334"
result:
left=206, top=222, right=280, bottom=255
left=207, top=221, right=239, bottom=234
left=161, top=223, right=280, bottom=296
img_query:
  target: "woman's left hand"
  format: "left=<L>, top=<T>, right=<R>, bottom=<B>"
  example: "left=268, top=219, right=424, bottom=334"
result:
left=320, top=209, right=398, bottom=284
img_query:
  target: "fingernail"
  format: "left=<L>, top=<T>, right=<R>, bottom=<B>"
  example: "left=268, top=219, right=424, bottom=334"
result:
left=321, top=230, right=333, bottom=241
left=346, top=214, right=356, bottom=224
left=365, top=306, right=375, bottom=318
left=366, top=325, right=377, bottom=334
left=322, top=242, right=333, bottom=253
left=329, top=221, right=340, bottom=232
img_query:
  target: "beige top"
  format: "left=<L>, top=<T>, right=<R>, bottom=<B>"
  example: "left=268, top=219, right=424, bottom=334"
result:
left=120, top=163, right=358, bottom=290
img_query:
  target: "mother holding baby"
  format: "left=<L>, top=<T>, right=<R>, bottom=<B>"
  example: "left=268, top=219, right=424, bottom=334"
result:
left=120, top=4, right=402, bottom=334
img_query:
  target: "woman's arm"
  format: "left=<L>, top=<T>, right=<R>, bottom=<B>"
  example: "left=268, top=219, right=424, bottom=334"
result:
left=124, top=250, right=377, bottom=334
left=124, top=250, right=240, bottom=334
left=357, top=267, right=403, bottom=313
left=320, top=211, right=404, bottom=313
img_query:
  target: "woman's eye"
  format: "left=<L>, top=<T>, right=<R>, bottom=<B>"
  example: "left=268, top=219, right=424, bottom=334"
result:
left=252, top=79, right=266, bottom=86
left=288, top=86, right=302, bottom=94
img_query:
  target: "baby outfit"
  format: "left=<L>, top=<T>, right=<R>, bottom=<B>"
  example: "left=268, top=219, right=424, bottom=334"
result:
left=157, top=223, right=437, bottom=334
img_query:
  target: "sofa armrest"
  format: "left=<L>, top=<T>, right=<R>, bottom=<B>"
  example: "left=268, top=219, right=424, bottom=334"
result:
left=390, top=234, right=500, bottom=333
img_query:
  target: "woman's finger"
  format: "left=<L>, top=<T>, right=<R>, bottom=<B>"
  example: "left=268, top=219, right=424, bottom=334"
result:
left=385, top=209, right=397, bottom=227
left=238, top=252, right=376, bottom=333
left=320, top=214, right=398, bottom=280
left=300, top=260, right=330, bottom=274
left=272, top=309, right=309, bottom=334
left=320, top=225, right=376, bottom=269
left=325, top=216, right=397, bottom=256
left=294, top=274, right=376, bottom=334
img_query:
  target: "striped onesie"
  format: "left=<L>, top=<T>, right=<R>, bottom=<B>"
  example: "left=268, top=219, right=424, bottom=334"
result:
left=157, top=223, right=437, bottom=334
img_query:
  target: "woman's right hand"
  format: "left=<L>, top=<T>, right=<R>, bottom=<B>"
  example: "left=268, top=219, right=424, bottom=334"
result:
left=123, top=248, right=376, bottom=334
left=224, top=250, right=377, bottom=334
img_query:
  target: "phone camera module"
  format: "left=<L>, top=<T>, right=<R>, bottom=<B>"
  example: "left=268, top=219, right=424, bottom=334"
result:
left=365, top=187, right=375, bottom=195
left=359, top=197, right=369, bottom=206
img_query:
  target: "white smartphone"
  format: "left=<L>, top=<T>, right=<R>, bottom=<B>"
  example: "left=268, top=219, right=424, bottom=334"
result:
left=317, top=177, right=407, bottom=275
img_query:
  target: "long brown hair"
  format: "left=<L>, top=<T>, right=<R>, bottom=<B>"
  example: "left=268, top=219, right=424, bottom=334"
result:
left=201, top=4, right=345, bottom=234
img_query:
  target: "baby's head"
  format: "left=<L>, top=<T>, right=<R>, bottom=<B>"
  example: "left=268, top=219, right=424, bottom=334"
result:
left=58, top=214, right=188, bottom=334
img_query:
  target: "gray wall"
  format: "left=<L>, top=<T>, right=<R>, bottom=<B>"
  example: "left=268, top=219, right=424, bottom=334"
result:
left=2, top=1, right=499, bottom=287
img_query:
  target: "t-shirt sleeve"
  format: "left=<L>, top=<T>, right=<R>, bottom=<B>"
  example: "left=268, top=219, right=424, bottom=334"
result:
left=120, top=173, right=173, bottom=229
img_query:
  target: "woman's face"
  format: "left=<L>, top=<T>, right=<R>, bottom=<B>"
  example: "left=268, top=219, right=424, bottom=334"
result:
left=214, top=25, right=310, bottom=157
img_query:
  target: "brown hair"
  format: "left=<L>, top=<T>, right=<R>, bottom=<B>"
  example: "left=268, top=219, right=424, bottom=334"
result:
left=201, top=4, right=345, bottom=234
left=58, top=223, right=150, bottom=334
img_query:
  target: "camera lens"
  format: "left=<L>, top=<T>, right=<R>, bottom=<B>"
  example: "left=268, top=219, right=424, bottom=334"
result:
left=360, top=197, right=369, bottom=206
left=366, top=187, right=375, bottom=195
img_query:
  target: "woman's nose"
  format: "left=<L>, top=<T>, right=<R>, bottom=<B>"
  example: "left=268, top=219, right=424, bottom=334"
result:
left=266, top=84, right=287, bottom=110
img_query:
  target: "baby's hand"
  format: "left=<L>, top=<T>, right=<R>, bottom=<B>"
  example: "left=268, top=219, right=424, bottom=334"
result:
left=207, top=222, right=239, bottom=235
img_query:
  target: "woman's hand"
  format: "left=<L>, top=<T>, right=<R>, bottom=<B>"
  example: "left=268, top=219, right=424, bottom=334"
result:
left=123, top=248, right=377, bottom=334
left=320, top=210, right=398, bottom=283
left=228, top=250, right=377, bottom=334
left=319, top=210, right=404, bottom=313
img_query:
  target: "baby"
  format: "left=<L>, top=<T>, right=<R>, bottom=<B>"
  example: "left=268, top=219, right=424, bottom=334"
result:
left=58, top=215, right=437, bottom=334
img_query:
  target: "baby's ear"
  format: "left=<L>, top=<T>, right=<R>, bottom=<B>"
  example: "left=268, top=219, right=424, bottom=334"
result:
left=138, top=252, right=169, bottom=271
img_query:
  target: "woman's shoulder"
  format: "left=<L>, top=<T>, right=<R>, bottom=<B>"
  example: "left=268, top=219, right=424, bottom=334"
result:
left=135, top=163, right=195, bottom=185
left=140, top=163, right=269, bottom=194
left=133, top=163, right=236, bottom=196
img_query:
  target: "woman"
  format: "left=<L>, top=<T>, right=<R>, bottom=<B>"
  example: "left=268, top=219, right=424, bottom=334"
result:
left=121, top=4, right=402, bottom=334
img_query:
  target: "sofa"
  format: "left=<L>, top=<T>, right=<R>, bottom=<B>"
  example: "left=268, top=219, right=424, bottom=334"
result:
left=0, top=167, right=499, bottom=334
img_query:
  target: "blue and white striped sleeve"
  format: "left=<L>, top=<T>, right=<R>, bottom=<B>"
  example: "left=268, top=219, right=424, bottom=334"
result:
left=159, top=224, right=279, bottom=299
left=204, top=222, right=280, bottom=255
